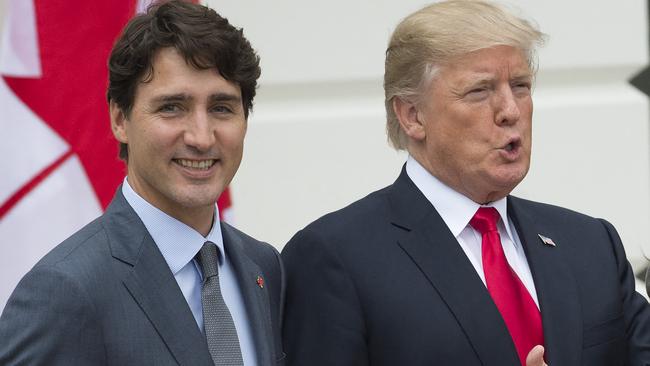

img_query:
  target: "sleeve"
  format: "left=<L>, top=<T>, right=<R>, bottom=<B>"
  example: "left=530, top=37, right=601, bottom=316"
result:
left=0, top=265, right=105, bottom=365
left=281, top=228, right=369, bottom=366
left=600, top=219, right=650, bottom=364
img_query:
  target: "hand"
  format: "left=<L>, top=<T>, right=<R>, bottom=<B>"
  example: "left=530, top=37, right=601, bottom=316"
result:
left=526, top=345, right=548, bottom=366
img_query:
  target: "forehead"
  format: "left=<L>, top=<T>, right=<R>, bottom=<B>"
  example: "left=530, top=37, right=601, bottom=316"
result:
left=135, top=47, right=241, bottom=101
left=437, top=46, right=531, bottom=85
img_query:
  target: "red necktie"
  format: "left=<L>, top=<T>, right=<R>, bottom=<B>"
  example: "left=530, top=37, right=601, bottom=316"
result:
left=470, top=207, right=544, bottom=366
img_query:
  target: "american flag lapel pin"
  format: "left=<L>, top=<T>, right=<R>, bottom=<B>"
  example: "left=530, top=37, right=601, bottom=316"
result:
left=256, top=275, right=264, bottom=289
left=538, top=234, right=556, bottom=247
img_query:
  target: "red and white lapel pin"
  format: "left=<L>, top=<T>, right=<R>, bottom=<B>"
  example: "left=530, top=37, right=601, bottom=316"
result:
left=538, top=234, right=556, bottom=247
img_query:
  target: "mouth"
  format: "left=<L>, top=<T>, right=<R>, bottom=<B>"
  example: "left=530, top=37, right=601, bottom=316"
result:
left=499, top=138, right=522, bottom=160
left=173, top=158, right=218, bottom=171
left=502, top=138, right=521, bottom=151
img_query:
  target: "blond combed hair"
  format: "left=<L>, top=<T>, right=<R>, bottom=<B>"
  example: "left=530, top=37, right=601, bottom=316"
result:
left=384, top=0, right=546, bottom=150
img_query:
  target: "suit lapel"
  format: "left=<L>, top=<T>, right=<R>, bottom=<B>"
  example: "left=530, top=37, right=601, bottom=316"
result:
left=222, top=223, right=275, bottom=365
left=508, top=197, right=582, bottom=365
left=390, top=169, right=520, bottom=365
left=104, top=189, right=213, bottom=366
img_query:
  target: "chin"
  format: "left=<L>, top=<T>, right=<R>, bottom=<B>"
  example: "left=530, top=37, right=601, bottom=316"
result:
left=485, top=169, right=526, bottom=194
left=172, top=188, right=222, bottom=209
left=499, top=162, right=528, bottom=181
left=493, top=177, right=526, bottom=196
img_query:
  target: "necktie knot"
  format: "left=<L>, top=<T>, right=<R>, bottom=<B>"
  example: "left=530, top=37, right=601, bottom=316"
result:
left=470, top=207, right=500, bottom=235
left=196, top=241, right=219, bottom=279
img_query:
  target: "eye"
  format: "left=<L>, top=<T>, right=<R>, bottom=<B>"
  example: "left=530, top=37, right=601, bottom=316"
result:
left=512, top=81, right=532, bottom=96
left=464, top=86, right=489, bottom=100
left=468, top=87, right=487, bottom=94
left=157, top=104, right=181, bottom=113
left=210, top=105, right=234, bottom=114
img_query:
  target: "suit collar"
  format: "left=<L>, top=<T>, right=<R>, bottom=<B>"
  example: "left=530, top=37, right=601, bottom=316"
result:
left=387, top=165, right=435, bottom=231
left=222, top=223, right=276, bottom=365
left=121, top=177, right=224, bottom=274
left=390, top=170, right=583, bottom=364
left=508, top=197, right=582, bottom=365
left=102, top=187, right=146, bottom=266
left=405, top=156, right=515, bottom=242
left=102, top=188, right=214, bottom=366
left=390, top=168, right=522, bottom=365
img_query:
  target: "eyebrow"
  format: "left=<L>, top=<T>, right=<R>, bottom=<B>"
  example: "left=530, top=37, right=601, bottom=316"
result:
left=150, top=93, right=191, bottom=104
left=459, top=72, right=533, bottom=86
left=150, top=92, right=242, bottom=104
left=511, top=74, right=533, bottom=82
left=208, top=93, right=241, bottom=104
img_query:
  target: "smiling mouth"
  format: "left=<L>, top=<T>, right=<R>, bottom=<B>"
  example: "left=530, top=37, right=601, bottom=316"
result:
left=173, top=159, right=217, bottom=171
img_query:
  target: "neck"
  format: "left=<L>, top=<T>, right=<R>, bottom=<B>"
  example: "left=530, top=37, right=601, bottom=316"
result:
left=126, top=178, right=216, bottom=237
left=407, top=150, right=507, bottom=205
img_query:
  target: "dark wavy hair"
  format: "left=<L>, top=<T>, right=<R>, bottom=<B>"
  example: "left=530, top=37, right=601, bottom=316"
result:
left=107, top=0, right=261, bottom=160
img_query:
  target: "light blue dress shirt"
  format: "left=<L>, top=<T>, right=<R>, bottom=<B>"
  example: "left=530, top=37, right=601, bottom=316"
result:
left=122, top=178, right=258, bottom=366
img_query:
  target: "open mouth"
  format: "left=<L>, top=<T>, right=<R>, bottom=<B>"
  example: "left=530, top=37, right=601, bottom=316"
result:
left=173, top=159, right=217, bottom=171
left=503, top=138, right=521, bottom=152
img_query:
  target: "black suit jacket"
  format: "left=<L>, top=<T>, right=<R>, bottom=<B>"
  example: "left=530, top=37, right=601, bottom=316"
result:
left=0, top=188, right=285, bottom=365
left=282, top=168, right=650, bottom=366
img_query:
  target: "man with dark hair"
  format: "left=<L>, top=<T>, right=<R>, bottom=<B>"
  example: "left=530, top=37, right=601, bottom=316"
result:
left=0, top=1, right=284, bottom=365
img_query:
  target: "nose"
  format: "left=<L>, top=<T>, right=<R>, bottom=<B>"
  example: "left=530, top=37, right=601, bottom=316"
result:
left=494, top=86, right=521, bottom=126
left=183, top=111, right=215, bottom=152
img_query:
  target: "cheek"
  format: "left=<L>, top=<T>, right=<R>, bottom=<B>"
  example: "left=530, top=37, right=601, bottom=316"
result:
left=147, top=124, right=183, bottom=149
left=451, top=108, right=491, bottom=137
left=520, top=101, right=533, bottom=128
left=521, top=122, right=533, bottom=148
left=218, top=124, right=246, bottom=150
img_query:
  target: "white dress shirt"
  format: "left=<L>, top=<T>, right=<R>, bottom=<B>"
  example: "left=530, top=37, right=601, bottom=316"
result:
left=122, top=178, right=258, bottom=365
left=405, top=156, right=539, bottom=307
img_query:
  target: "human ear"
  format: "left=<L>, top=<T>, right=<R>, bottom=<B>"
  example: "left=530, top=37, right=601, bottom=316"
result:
left=393, top=97, right=426, bottom=141
left=109, top=101, right=128, bottom=143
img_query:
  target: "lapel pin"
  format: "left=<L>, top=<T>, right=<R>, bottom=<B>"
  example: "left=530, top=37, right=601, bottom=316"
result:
left=256, top=275, right=265, bottom=289
left=538, top=234, right=556, bottom=247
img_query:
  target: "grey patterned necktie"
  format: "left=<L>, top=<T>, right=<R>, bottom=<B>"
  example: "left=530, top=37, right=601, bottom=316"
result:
left=195, top=241, right=244, bottom=366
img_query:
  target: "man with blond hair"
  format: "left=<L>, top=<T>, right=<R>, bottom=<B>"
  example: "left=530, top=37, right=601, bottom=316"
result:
left=282, top=1, right=650, bottom=365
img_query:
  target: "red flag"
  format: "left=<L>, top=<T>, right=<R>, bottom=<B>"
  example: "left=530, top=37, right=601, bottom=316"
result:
left=0, top=0, right=233, bottom=311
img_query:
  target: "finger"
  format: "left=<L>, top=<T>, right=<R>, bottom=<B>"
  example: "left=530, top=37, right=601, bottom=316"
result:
left=526, top=345, right=547, bottom=366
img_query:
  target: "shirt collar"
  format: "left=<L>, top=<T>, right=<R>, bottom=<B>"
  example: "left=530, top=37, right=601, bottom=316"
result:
left=121, top=177, right=225, bottom=274
left=405, top=156, right=515, bottom=242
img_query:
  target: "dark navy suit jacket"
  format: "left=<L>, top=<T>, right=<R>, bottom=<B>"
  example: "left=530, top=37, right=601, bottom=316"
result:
left=282, top=168, right=650, bottom=366
left=0, top=188, right=285, bottom=365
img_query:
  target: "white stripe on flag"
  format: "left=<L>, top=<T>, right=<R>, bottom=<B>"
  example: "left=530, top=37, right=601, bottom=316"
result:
left=0, top=0, right=40, bottom=77
left=136, top=0, right=157, bottom=14
left=0, top=154, right=102, bottom=310
left=0, top=71, right=69, bottom=206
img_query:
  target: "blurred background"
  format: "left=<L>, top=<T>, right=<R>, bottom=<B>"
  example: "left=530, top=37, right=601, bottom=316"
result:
left=1, top=0, right=648, bottom=310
